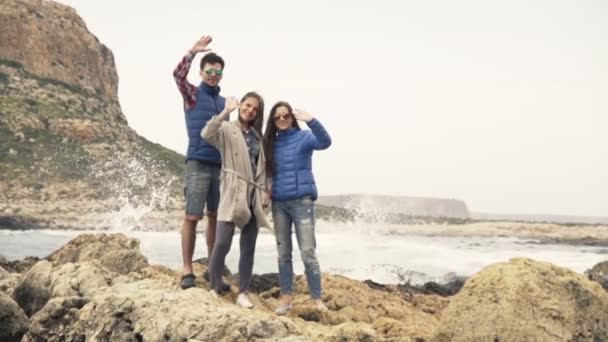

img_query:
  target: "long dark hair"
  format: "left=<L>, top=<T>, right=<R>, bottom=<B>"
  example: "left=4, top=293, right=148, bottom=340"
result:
left=263, top=101, right=301, bottom=177
left=239, top=91, right=265, bottom=134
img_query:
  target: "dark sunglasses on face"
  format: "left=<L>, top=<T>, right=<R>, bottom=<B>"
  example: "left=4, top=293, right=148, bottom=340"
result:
left=204, top=68, right=223, bottom=76
left=274, top=114, right=292, bottom=121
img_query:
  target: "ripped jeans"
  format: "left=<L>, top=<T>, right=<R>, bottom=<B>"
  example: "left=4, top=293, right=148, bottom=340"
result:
left=272, top=196, right=322, bottom=299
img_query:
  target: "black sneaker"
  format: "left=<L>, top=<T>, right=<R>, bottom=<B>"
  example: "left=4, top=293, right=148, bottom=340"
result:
left=180, top=273, right=196, bottom=289
left=219, top=282, right=231, bottom=293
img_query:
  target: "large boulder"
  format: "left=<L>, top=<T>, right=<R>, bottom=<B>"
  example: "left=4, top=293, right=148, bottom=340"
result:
left=46, top=233, right=149, bottom=274
left=12, top=260, right=52, bottom=316
left=586, top=260, right=608, bottom=291
left=0, top=291, right=29, bottom=342
left=22, top=279, right=298, bottom=342
left=22, top=296, right=89, bottom=342
left=13, top=260, right=117, bottom=317
left=432, top=258, right=608, bottom=342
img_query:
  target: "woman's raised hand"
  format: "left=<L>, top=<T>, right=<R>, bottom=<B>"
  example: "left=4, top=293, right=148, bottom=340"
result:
left=293, top=108, right=313, bottom=123
left=222, top=97, right=239, bottom=115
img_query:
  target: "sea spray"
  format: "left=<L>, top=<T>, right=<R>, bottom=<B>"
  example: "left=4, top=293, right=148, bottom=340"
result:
left=89, top=149, right=180, bottom=231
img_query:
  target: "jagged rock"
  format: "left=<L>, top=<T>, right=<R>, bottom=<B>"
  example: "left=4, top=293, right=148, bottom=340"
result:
left=0, top=291, right=29, bottom=342
left=247, top=272, right=280, bottom=294
left=0, top=270, right=21, bottom=296
left=46, top=233, right=149, bottom=274
left=396, top=279, right=465, bottom=297
left=586, top=260, right=608, bottom=291
left=194, top=257, right=232, bottom=277
left=12, top=260, right=52, bottom=316
left=23, top=296, right=88, bottom=342
left=262, top=274, right=441, bottom=340
left=0, top=255, right=41, bottom=273
left=13, top=259, right=117, bottom=317
left=431, top=258, right=608, bottom=342
left=23, top=278, right=298, bottom=342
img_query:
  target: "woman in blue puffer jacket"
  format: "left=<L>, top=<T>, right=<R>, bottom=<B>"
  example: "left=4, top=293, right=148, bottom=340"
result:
left=262, top=101, right=332, bottom=315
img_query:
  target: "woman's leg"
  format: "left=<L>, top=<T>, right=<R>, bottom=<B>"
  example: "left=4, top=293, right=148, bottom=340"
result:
left=209, top=221, right=235, bottom=293
left=293, top=197, right=322, bottom=300
left=238, top=215, right=259, bottom=293
left=273, top=201, right=295, bottom=296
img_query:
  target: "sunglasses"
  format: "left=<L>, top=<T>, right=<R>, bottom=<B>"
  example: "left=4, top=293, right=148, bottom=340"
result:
left=204, top=68, right=223, bottom=76
left=274, top=114, right=292, bottom=121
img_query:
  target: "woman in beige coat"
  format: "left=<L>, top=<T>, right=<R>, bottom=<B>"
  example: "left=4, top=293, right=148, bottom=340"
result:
left=201, top=91, right=270, bottom=308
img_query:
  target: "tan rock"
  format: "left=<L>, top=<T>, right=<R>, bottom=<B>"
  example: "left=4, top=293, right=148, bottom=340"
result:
left=0, top=292, right=29, bottom=342
left=263, top=274, right=440, bottom=340
left=12, top=260, right=52, bottom=316
left=0, top=272, right=22, bottom=297
left=46, top=233, right=149, bottom=274
left=586, top=260, right=608, bottom=292
left=431, top=257, right=608, bottom=342
left=48, top=118, right=104, bottom=142
left=23, top=296, right=88, bottom=342
left=0, top=265, right=7, bottom=277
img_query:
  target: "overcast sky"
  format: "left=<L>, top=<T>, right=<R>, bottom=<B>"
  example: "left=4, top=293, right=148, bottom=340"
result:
left=57, top=0, right=607, bottom=217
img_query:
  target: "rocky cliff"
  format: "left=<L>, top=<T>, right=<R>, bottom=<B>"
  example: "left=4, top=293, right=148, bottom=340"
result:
left=0, top=0, right=118, bottom=100
left=0, top=0, right=184, bottom=229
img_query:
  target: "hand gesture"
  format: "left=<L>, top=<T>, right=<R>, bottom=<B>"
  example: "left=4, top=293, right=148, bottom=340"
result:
left=293, top=108, right=313, bottom=123
left=190, top=35, right=213, bottom=54
left=223, top=97, right=239, bottom=114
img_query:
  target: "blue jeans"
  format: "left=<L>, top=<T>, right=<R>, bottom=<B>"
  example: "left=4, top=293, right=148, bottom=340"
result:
left=273, top=196, right=322, bottom=299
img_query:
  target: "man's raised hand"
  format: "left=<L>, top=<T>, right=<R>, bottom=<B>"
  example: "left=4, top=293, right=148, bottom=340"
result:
left=190, top=35, right=213, bottom=54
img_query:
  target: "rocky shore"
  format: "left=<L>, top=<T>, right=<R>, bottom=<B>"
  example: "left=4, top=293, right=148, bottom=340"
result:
left=1, top=233, right=607, bottom=341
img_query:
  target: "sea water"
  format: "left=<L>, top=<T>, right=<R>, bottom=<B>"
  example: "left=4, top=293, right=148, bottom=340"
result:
left=1, top=223, right=606, bottom=285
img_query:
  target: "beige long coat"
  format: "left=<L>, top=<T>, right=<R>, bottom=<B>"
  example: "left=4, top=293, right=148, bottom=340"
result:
left=201, top=115, right=271, bottom=230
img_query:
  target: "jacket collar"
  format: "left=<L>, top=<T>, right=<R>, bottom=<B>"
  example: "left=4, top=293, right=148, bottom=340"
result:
left=277, top=128, right=298, bottom=138
left=199, top=82, right=221, bottom=96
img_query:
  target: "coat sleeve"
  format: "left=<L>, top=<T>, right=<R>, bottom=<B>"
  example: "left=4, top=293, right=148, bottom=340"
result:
left=303, top=118, right=332, bottom=151
left=201, top=115, right=225, bottom=149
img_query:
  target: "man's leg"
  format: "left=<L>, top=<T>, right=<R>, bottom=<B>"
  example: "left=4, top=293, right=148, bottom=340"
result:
left=181, top=160, right=212, bottom=288
left=182, top=218, right=199, bottom=275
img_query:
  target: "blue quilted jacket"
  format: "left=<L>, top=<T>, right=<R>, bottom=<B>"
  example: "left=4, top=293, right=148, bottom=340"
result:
left=271, top=119, right=331, bottom=201
left=185, top=83, right=225, bottom=164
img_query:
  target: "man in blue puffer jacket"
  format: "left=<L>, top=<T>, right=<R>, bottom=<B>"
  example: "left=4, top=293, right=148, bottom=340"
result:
left=263, top=101, right=332, bottom=314
left=173, top=35, right=226, bottom=289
